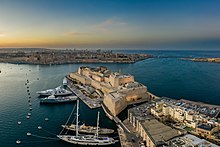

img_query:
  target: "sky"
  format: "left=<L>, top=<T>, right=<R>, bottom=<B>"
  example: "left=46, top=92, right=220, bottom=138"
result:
left=0, top=0, right=220, bottom=50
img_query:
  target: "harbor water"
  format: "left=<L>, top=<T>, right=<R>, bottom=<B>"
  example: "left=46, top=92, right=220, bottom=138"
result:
left=0, top=50, right=220, bottom=146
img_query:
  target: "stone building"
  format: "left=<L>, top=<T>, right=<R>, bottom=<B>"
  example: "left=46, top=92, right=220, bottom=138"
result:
left=196, top=124, right=219, bottom=138
left=170, top=134, right=218, bottom=147
left=69, top=66, right=149, bottom=116
left=128, top=107, right=181, bottom=147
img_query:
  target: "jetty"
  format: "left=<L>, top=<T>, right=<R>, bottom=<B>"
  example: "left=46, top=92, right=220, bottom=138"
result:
left=67, top=82, right=101, bottom=109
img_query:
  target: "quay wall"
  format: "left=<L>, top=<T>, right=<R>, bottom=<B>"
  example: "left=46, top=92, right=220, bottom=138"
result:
left=70, top=72, right=91, bottom=85
left=120, top=87, right=147, bottom=102
left=103, top=94, right=127, bottom=116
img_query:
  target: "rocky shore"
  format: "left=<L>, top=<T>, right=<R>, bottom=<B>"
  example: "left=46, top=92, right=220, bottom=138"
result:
left=0, top=48, right=153, bottom=65
left=181, top=57, right=220, bottom=63
left=191, top=58, right=220, bottom=63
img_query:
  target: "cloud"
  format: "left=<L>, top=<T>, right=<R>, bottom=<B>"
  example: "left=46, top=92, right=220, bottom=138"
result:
left=93, top=18, right=127, bottom=34
left=0, top=32, right=5, bottom=37
left=64, top=31, right=88, bottom=36
left=64, top=18, right=128, bottom=36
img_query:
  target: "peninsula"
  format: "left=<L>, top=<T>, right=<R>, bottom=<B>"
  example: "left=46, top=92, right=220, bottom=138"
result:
left=66, top=66, right=220, bottom=146
left=0, top=48, right=152, bottom=65
left=191, top=58, right=220, bottom=63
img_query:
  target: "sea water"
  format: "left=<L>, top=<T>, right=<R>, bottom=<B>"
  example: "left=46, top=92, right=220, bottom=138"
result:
left=0, top=50, right=220, bottom=146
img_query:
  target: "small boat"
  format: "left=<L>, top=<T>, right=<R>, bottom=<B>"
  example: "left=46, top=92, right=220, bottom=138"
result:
left=16, top=140, right=21, bottom=144
left=18, top=121, right=22, bottom=125
left=63, top=77, right=67, bottom=86
left=45, top=118, right=49, bottom=121
left=40, top=95, right=77, bottom=104
left=26, top=116, right=30, bottom=119
left=36, top=86, right=72, bottom=97
left=57, top=100, right=117, bottom=146
left=38, top=126, right=42, bottom=130
left=27, top=132, right=31, bottom=136
left=62, top=124, right=114, bottom=135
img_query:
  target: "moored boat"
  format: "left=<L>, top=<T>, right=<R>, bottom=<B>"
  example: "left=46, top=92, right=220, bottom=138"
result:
left=40, top=95, right=77, bottom=104
left=57, top=135, right=117, bottom=146
left=57, top=100, right=117, bottom=145
left=61, top=124, right=114, bottom=135
left=36, top=86, right=72, bottom=96
left=63, top=77, right=67, bottom=86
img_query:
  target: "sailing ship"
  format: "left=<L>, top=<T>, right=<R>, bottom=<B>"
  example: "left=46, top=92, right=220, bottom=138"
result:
left=61, top=123, right=114, bottom=135
left=57, top=100, right=117, bottom=145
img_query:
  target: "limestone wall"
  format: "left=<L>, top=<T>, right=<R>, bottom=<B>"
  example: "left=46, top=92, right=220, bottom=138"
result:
left=104, top=77, right=110, bottom=83
left=70, top=72, right=91, bottom=85
left=120, top=86, right=147, bottom=102
left=91, top=80, right=101, bottom=89
left=103, top=94, right=127, bottom=116
left=109, top=74, right=134, bottom=88
left=82, top=69, right=90, bottom=77
left=186, top=113, right=194, bottom=121
left=91, top=74, right=103, bottom=82
left=118, top=76, right=134, bottom=86
left=100, top=84, right=114, bottom=94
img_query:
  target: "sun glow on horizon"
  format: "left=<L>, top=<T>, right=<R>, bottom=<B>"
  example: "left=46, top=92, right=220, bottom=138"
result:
left=0, top=0, right=220, bottom=49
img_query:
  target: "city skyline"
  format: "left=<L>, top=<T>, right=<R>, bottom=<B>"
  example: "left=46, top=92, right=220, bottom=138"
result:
left=0, top=0, right=220, bottom=49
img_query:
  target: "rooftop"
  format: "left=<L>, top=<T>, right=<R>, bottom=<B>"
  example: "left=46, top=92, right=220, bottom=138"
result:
left=141, top=119, right=180, bottom=145
left=128, top=101, right=155, bottom=120
left=170, top=134, right=218, bottom=147
left=108, top=91, right=125, bottom=101
left=111, top=72, right=132, bottom=78
left=161, top=97, right=220, bottom=118
left=197, top=124, right=214, bottom=131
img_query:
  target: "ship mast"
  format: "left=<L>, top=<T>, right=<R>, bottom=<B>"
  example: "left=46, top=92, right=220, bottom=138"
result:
left=96, top=111, right=100, bottom=137
left=76, top=100, right=79, bottom=136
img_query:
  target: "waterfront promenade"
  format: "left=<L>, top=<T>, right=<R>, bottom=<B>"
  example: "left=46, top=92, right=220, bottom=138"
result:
left=67, top=79, right=101, bottom=109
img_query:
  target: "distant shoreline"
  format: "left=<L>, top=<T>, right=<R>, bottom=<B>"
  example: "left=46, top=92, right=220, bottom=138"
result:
left=0, top=60, right=147, bottom=65
left=181, top=57, right=220, bottom=63
left=191, top=58, right=220, bottom=63
left=0, top=49, right=153, bottom=65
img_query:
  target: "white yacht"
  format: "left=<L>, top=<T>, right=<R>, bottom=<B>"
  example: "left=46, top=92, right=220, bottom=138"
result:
left=40, top=95, right=77, bottom=104
left=57, top=100, right=117, bottom=146
left=36, top=86, right=72, bottom=96
left=63, top=77, right=67, bottom=86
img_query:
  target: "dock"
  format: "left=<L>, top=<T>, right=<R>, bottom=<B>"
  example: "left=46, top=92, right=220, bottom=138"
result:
left=117, top=125, right=133, bottom=147
left=67, top=80, right=101, bottom=109
left=101, top=103, right=130, bottom=133
left=102, top=101, right=135, bottom=146
left=102, top=102, right=145, bottom=147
